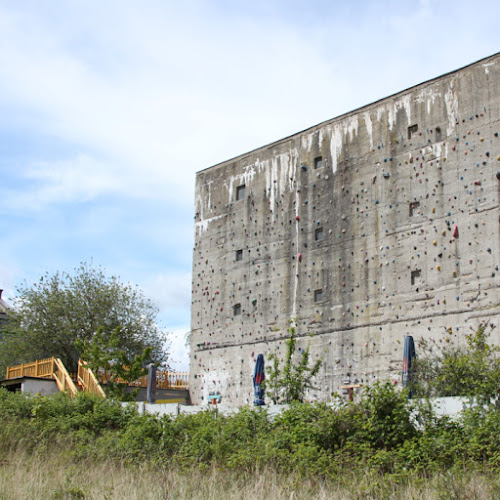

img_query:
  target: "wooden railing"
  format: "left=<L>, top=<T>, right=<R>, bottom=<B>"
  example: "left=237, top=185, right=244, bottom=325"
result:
left=105, top=370, right=189, bottom=390
left=157, top=371, right=189, bottom=390
left=6, top=358, right=189, bottom=394
left=5, top=357, right=79, bottom=397
left=77, top=359, right=106, bottom=398
left=5, top=357, right=56, bottom=379
left=53, top=358, right=79, bottom=397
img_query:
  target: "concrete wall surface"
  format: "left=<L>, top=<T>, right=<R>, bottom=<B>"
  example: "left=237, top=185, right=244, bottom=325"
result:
left=126, top=402, right=328, bottom=419
left=190, top=52, right=500, bottom=405
left=22, top=378, right=59, bottom=396
left=127, top=397, right=471, bottom=421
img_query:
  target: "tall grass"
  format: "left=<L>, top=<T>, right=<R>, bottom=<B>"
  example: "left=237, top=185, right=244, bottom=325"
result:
left=2, top=385, right=500, bottom=498
left=1, top=450, right=499, bottom=500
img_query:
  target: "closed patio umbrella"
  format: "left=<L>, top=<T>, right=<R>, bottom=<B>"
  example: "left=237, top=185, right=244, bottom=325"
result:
left=253, top=354, right=265, bottom=406
left=402, top=336, right=416, bottom=398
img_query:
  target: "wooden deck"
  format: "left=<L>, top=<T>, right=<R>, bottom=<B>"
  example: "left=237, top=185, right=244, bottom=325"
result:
left=5, top=358, right=189, bottom=397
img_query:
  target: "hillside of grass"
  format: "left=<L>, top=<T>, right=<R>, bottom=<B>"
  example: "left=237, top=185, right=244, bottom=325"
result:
left=2, top=383, right=500, bottom=499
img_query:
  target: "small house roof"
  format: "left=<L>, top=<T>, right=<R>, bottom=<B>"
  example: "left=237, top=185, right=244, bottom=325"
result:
left=0, top=289, right=11, bottom=316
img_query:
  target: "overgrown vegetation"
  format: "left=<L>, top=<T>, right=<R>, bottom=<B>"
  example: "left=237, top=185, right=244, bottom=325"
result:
left=2, top=381, right=500, bottom=480
left=75, top=326, right=152, bottom=401
left=265, top=322, right=322, bottom=404
left=409, top=321, right=500, bottom=404
left=3, top=322, right=500, bottom=497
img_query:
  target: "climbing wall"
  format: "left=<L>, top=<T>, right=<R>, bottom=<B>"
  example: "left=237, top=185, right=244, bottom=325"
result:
left=190, top=53, right=500, bottom=405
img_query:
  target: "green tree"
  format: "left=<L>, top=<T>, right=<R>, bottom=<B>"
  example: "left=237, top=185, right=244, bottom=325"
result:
left=75, top=326, right=152, bottom=401
left=0, top=262, right=166, bottom=376
left=265, top=322, right=322, bottom=404
left=411, top=322, right=500, bottom=404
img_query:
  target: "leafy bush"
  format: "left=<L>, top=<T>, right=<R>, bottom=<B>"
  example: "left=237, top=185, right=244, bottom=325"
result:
left=3, top=380, right=500, bottom=477
left=411, top=322, right=500, bottom=403
left=265, top=323, right=322, bottom=404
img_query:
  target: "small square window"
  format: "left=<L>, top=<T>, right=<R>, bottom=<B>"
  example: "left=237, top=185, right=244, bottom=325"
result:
left=411, top=270, right=421, bottom=286
left=314, top=156, right=323, bottom=169
left=314, top=289, right=323, bottom=302
left=435, top=127, right=442, bottom=142
left=315, top=227, right=324, bottom=241
left=408, top=124, right=418, bottom=140
left=236, top=249, right=243, bottom=261
left=236, top=185, right=246, bottom=201
left=233, top=303, right=241, bottom=316
left=409, top=201, right=420, bottom=217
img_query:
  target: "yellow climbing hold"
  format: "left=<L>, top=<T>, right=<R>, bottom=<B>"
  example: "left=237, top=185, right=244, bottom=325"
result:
left=433, top=240, right=437, bottom=246
left=436, top=265, right=441, bottom=271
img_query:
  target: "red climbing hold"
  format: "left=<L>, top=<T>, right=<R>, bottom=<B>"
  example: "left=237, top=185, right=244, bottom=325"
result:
left=298, top=253, right=302, bottom=262
left=295, top=215, right=300, bottom=221
left=453, top=225, right=459, bottom=238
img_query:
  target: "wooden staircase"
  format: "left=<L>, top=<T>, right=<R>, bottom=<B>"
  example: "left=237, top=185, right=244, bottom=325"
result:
left=77, top=359, right=106, bottom=397
left=5, top=357, right=105, bottom=398
left=5, top=358, right=189, bottom=398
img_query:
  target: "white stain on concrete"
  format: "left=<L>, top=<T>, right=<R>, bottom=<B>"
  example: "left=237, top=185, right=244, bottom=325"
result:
left=415, top=87, right=442, bottom=115
left=262, top=149, right=298, bottom=211
left=329, top=125, right=343, bottom=174
left=387, top=94, right=412, bottom=130
left=301, top=133, right=314, bottom=152
left=483, top=62, right=495, bottom=75
left=363, top=112, right=373, bottom=150
left=195, top=214, right=227, bottom=235
left=444, top=85, right=459, bottom=136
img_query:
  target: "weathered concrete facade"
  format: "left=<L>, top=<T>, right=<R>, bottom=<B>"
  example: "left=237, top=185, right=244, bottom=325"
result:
left=190, top=53, right=500, bottom=405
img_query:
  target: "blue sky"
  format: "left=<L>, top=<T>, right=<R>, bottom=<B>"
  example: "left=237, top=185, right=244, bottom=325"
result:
left=1, top=0, right=499, bottom=370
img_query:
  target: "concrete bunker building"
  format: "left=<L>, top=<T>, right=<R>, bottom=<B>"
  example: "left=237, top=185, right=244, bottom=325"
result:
left=190, top=53, right=500, bottom=405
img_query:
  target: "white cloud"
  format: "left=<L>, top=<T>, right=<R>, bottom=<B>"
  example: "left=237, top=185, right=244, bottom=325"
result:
left=167, top=328, right=190, bottom=372
left=2, top=0, right=498, bottom=215
left=0, top=1, right=368, bottom=208
left=1, top=155, right=125, bottom=212
left=143, top=272, right=192, bottom=313
left=0, top=264, right=17, bottom=303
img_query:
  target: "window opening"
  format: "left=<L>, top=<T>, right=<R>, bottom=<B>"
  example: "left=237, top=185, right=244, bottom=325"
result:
left=314, top=156, right=323, bottom=169
left=435, top=127, right=442, bottom=142
left=409, top=201, right=420, bottom=217
left=315, top=227, right=324, bottom=241
left=411, top=270, right=421, bottom=286
left=236, top=185, right=246, bottom=201
left=236, top=249, right=243, bottom=261
left=314, top=289, right=323, bottom=302
left=408, top=124, right=418, bottom=139
left=233, top=303, right=241, bottom=316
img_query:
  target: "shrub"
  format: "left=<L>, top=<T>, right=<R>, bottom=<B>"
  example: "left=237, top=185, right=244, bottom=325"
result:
left=411, top=322, right=500, bottom=403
